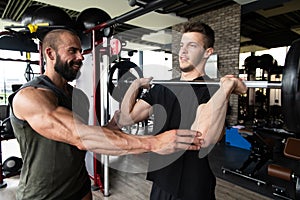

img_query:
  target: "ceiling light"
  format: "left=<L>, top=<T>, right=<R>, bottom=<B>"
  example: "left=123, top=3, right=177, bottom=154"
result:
left=124, top=41, right=160, bottom=51
left=240, top=36, right=252, bottom=43
left=128, top=12, right=187, bottom=31
left=142, top=30, right=172, bottom=45
left=233, top=0, right=258, bottom=5
left=291, top=26, right=300, bottom=35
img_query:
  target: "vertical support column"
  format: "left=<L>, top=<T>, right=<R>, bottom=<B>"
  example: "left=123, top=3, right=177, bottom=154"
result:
left=101, top=38, right=110, bottom=197
left=91, top=30, right=103, bottom=192
left=91, top=29, right=110, bottom=196
left=139, top=50, right=143, bottom=71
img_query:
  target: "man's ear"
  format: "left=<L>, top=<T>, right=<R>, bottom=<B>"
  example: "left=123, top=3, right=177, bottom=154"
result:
left=204, top=47, right=214, bottom=59
left=45, top=47, right=55, bottom=60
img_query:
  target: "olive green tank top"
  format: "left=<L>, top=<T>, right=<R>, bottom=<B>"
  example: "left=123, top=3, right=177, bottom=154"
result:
left=9, top=75, right=91, bottom=200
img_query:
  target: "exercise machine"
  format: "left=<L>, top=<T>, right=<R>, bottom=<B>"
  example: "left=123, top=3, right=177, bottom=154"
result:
left=268, top=137, right=300, bottom=200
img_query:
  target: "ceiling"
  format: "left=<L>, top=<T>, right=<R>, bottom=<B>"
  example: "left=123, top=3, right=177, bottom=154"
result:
left=0, top=0, right=299, bottom=53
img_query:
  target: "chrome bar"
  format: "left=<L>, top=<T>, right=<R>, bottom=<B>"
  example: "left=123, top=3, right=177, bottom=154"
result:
left=117, top=80, right=282, bottom=89
left=151, top=80, right=282, bottom=89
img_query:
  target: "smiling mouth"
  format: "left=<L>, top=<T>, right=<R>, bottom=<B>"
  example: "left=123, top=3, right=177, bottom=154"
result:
left=72, top=65, right=80, bottom=71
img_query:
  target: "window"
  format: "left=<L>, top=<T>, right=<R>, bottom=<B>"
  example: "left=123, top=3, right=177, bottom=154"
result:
left=0, top=50, right=40, bottom=104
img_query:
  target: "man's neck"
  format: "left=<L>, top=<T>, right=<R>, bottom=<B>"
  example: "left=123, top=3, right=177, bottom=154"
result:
left=180, top=69, right=205, bottom=81
left=44, top=71, right=67, bottom=90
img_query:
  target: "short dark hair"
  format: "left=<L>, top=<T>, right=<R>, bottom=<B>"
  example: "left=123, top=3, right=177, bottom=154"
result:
left=42, top=29, right=79, bottom=59
left=181, top=21, right=215, bottom=49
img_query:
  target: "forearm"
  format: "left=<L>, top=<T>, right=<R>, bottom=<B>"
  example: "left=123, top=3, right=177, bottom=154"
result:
left=119, top=79, right=146, bottom=126
left=29, top=106, right=152, bottom=155
left=191, top=85, right=228, bottom=141
left=76, top=123, right=155, bottom=155
left=191, top=77, right=246, bottom=147
left=33, top=108, right=199, bottom=155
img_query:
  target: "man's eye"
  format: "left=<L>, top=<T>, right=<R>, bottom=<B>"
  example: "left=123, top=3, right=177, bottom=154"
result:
left=189, top=44, right=197, bottom=48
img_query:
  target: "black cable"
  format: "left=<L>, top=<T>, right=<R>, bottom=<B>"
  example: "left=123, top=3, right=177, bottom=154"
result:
left=24, top=62, right=34, bottom=81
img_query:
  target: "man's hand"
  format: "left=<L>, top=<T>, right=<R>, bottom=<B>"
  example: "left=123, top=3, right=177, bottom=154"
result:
left=220, top=75, right=247, bottom=96
left=151, top=129, right=201, bottom=155
left=134, top=77, right=153, bottom=89
left=105, top=110, right=122, bottom=130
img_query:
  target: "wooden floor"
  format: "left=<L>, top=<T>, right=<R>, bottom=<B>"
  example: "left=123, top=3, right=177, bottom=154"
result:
left=0, top=167, right=272, bottom=200
left=0, top=139, right=273, bottom=200
left=91, top=168, right=272, bottom=200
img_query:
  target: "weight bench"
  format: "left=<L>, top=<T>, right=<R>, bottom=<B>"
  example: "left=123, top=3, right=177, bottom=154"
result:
left=268, top=137, right=300, bottom=200
left=222, top=128, right=275, bottom=186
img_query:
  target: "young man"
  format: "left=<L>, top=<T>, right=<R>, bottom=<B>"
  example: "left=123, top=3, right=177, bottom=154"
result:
left=118, top=21, right=247, bottom=200
left=8, top=29, right=203, bottom=200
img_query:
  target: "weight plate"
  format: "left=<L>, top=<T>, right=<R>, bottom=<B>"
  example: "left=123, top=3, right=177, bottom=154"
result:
left=281, top=38, right=300, bottom=134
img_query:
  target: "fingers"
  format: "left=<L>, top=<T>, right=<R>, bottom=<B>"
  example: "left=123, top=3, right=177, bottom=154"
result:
left=220, top=75, right=247, bottom=95
left=175, top=130, right=202, bottom=150
left=105, top=110, right=122, bottom=130
left=154, top=129, right=202, bottom=155
left=139, top=77, right=153, bottom=89
left=176, top=129, right=201, bottom=137
left=175, top=142, right=201, bottom=150
left=231, top=77, right=247, bottom=94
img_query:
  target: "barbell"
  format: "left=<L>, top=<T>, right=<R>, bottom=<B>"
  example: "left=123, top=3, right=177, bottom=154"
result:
left=121, top=80, right=282, bottom=89
left=108, top=38, right=300, bottom=134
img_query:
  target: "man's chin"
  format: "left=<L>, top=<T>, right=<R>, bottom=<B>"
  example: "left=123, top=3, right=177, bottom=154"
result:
left=64, top=72, right=81, bottom=82
left=180, top=65, right=194, bottom=73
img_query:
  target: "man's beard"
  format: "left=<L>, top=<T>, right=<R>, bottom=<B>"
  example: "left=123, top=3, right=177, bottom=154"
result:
left=180, top=64, right=195, bottom=73
left=54, top=55, right=82, bottom=81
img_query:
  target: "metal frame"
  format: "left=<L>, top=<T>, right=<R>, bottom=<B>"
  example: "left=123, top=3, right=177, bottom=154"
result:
left=88, top=0, right=179, bottom=196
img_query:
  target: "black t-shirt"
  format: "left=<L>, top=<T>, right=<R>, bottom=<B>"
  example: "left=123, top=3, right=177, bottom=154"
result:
left=141, top=75, right=218, bottom=199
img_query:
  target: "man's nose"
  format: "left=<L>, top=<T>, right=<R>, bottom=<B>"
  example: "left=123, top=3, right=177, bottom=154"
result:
left=180, top=45, right=188, bottom=54
left=77, top=52, right=84, bottom=61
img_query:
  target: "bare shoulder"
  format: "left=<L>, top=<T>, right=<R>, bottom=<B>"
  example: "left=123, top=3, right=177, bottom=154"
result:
left=13, top=86, right=58, bottom=120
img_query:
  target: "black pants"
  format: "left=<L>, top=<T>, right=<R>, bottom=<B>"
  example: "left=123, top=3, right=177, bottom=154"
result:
left=150, top=183, right=179, bottom=200
left=150, top=182, right=216, bottom=200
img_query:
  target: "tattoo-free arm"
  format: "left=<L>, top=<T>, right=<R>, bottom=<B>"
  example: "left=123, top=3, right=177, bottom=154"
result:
left=191, top=76, right=247, bottom=147
left=118, top=78, right=153, bottom=127
left=12, top=87, right=201, bottom=155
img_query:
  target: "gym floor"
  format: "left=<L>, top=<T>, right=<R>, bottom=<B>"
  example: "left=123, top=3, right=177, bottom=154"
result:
left=0, top=135, right=298, bottom=200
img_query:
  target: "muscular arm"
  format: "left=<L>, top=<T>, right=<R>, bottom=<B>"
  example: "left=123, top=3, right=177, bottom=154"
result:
left=191, top=76, right=247, bottom=148
left=13, top=87, right=201, bottom=155
left=118, top=78, right=153, bottom=126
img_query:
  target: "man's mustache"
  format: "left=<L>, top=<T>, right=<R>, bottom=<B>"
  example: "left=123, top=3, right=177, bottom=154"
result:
left=70, top=60, right=83, bottom=67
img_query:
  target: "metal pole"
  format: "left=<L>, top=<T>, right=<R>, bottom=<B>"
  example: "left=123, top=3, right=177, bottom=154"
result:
left=116, top=80, right=282, bottom=89
left=149, top=80, right=282, bottom=89
left=242, top=81, right=281, bottom=89
left=101, top=38, right=110, bottom=197
left=84, top=0, right=173, bottom=33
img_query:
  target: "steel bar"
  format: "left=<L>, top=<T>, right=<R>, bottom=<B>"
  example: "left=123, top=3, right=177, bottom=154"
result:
left=117, top=80, right=282, bottom=89
left=150, top=80, right=282, bottom=89
left=84, top=0, right=173, bottom=33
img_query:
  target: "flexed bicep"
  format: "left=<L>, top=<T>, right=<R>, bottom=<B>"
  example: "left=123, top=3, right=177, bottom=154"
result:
left=119, top=99, right=152, bottom=126
left=12, top=87, right=82, bottom=147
